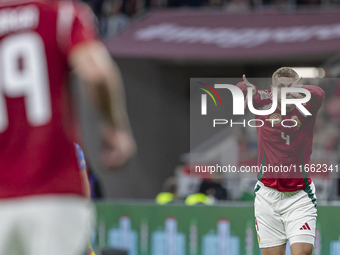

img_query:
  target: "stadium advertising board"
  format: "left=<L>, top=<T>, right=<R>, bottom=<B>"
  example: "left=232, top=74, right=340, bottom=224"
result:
left=95, top=202, right=340, bottom=255
left=106, top=10, right=340, bottom=60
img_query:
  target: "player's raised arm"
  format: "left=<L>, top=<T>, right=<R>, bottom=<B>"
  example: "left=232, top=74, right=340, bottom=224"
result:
left=290, top=77, right=325, bottom=115
left=302, top=85, right=325, bottom=116
left=236, top=74, right=257, bottom=97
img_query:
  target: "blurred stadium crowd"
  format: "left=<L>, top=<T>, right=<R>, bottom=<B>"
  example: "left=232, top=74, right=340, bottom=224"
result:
left=81, top=0, right=340, bottom=39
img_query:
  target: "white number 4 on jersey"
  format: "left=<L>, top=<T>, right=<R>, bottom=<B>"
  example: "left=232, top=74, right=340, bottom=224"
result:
left=281, top=132, right=290, bottom=145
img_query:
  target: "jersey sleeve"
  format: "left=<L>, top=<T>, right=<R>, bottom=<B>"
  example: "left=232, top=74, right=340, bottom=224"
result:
left=236, top=81, right=272, bottom=109
left=57, top=1, right=99, bottom=58
left=303, top=85, right=325, bottom=116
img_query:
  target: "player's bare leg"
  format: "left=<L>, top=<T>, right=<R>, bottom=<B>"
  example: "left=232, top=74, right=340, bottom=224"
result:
left=260, top=244, right=286, bottom=255
left=290, top=243, right=313, bottom=255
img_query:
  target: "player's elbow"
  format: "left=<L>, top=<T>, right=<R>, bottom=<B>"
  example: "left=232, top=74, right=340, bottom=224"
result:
left=320, top=88, right=325, bottom=100
left=236, top=81, right=244, bottom=89
left=236, top=82, right=247, bottom=96
left=315, top=86, right=325, bottom=101
left=304, top=85, right=325, bottom=100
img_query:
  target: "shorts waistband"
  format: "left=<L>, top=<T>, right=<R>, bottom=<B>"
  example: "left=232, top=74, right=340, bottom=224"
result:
left=255, top=181, right=314, bottom=194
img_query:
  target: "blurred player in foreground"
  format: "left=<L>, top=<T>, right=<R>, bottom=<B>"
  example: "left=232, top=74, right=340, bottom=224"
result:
left=237, top=67, right=325, bottom=255
left=0, top=0, right=136, bottom=254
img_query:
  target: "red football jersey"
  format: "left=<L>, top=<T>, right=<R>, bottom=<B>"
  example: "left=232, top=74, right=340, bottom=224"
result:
left=237, top=82, right=325, bottom=192
left=0, top=0, right=98, bottom=198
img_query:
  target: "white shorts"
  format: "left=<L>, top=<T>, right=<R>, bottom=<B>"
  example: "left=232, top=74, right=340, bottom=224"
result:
left=254, top=181, right=317, bottom=249
left=0, top=195, right=89, bottom=255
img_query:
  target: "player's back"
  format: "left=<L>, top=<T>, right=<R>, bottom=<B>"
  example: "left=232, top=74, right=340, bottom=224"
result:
left=0, top=0, right=96, bottom=198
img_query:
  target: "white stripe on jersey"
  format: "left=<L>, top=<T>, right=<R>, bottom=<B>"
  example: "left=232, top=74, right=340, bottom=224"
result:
left=56, top=1, right=75, bottom=52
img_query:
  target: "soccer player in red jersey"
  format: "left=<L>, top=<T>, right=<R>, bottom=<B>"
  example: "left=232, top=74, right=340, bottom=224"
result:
left=0, top=0, right=135, bottom=254
left=237, top=67, right=325, bottom=255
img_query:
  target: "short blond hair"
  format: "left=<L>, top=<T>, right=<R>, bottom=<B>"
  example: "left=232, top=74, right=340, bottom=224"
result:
left=272, top=67, right=299, bottom=79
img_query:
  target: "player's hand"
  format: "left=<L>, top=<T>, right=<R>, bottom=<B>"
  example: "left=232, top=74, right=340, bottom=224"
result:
left=291, top=77, right=302, bottom=88
left=243, top=74, right=256, bottom=98
left=100, top=124, right=137, bottom=168
left=289, top=77, right=303, bottom=98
